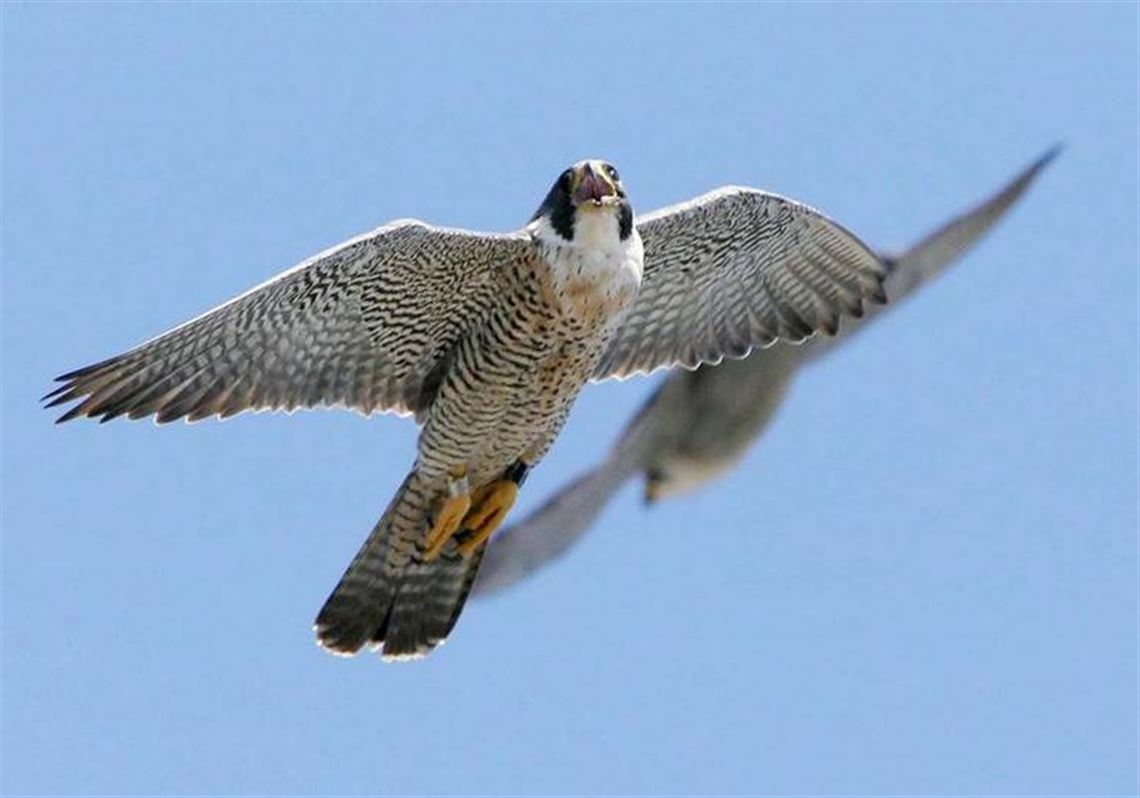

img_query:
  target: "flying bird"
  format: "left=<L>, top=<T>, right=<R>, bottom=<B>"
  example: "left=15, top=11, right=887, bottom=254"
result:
left=473, top=147, right=1059, bottom=598
left=45, top=159, right=886, bottom=659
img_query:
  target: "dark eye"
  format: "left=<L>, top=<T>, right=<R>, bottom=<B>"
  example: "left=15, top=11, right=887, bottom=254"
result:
left=605, top=165, right=620, bottom=181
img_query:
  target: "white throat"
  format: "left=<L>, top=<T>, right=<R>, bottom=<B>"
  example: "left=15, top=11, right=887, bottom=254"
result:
left=570, top=208, right=623, bottom=253
left=530, top=210, right=643, bottom=273
left=529, top=208, right=645, bottom=321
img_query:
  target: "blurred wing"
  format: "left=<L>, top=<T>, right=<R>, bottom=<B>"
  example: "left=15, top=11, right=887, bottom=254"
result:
left=880, top=145, right=1061, bottom=301
left=803, top=145, right=1060, bottom=365
left=473, top=389, right=664, bottom=597
left=593, top=187, right=887, bottom=380
left=46, top=221, right=524, bottom=423
left=471, top=466, right=627, bottom=597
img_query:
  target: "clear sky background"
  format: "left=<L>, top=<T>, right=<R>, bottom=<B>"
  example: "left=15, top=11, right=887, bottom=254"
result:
left=2, top=4, right=1136, bottom=796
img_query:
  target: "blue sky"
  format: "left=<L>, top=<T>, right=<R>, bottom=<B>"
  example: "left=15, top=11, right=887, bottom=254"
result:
left=2, top=4, right=1135, bottom=796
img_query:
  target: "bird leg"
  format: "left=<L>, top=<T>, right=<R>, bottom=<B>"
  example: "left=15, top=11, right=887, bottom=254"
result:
left=456, top=461, right=530, bottom=559
left=423, top=466, right=472, bottom=562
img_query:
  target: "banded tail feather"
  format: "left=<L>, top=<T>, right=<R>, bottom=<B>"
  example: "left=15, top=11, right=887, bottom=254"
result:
left=315, top=469, right=484, bottom=660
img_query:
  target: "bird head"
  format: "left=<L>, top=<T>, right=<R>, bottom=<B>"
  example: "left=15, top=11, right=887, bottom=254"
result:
left=529, top=159, right=634, bottom=245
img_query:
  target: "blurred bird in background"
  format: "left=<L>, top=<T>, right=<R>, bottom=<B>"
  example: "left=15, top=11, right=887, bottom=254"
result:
left=474, top=147, right=1059, bottom=597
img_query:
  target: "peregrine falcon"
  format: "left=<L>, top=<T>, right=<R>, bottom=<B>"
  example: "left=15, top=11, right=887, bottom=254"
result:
left=45, top=159, right=886, bottom=659
left=474, top=147, right=1058, bottom=597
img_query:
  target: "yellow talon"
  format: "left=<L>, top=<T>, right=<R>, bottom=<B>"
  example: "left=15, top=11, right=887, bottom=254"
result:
left=424, top=467, right=472, bottom=562
left=456, top=480, right=519, bottom=559
left=424, top=493, right=472, bottom=561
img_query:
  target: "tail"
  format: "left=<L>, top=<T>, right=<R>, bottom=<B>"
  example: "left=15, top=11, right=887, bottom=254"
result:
left=315, top=469, right=483, bottom=660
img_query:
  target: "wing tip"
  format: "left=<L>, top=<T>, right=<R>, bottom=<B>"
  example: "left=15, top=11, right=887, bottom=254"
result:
left=1001, top=143, right=1062, bottom=200
left=53, top=406, right=85, bottom=424
left=870, top=281, right=888, bottom=305
left=1034, top=142, right=1064, bottom=173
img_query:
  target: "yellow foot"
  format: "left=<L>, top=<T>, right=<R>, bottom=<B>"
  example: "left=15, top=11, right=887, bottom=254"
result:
left=456, top=480, right=519, bottom=559
left=424, top=468, right=472, bottom=562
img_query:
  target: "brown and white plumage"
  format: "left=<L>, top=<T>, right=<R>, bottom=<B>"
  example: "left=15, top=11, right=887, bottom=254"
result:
left=46, top=158, right=886, bottom=659
left=44, top=222, right=524, bottom=424
left=475, top=147, right=1058, bottom=598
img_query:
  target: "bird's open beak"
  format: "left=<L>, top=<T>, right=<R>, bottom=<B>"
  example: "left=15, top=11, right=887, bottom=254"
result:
left=571, top=164, right=619, bottom=207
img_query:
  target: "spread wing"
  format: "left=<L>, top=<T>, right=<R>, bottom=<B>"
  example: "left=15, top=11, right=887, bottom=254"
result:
left=593, top=187, right=887, bottom=380
left=46, top=220, right=526, bottom=423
